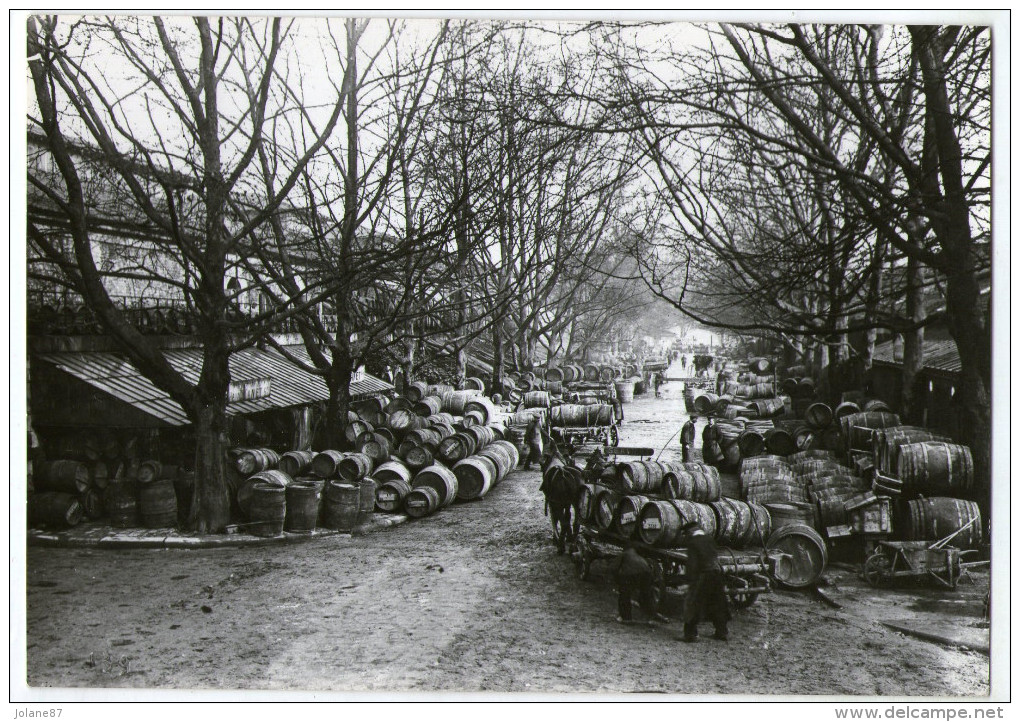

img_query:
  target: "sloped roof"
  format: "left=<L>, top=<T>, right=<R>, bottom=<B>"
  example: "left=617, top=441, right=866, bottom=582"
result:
left=873, top=338, right=961, bottom=374
left=37, top=346, right=391, bottom=427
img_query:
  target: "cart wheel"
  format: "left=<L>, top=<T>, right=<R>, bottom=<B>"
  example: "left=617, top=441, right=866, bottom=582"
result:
left=730, top=590, right=759, bottom=609
left=608, top=426, right=619, bottom=447
left=863, top=552, right=892, bottom=588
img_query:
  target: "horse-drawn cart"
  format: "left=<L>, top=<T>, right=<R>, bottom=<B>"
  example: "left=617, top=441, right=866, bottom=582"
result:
left=571, top=525, right=777, bottom=609
left=548, top=402, right=620, bottom=448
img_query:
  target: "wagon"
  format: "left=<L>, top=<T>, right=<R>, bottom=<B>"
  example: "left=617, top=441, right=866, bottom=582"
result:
left=571, top=524, right=777, bottom=609
left=862, top=540, right=988, bottom=590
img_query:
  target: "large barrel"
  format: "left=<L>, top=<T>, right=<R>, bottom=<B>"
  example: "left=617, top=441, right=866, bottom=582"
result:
left=614, top=380, right=635, bottom=404
left=404, top=485, right=441, bottom=518
left=523, top=391, right=551, bottom=409
left=311, top=450, right=347, bottom=479
left=840, top=412, right=902, bottom=451
left=104, top=482, right=139, bottom=528
left=358, top=434, right=392, bottom=464
left=895, top=442, right=974, bottom=494
left=862, top=399, right=893, bottom=413
left=693, top=393, right=719, bottom=414
left=279, top=450, right=315, bottom=478
left=137, top=460, right=181, bottom=485
left=413, top=396, right=443, bottom=418
left=615, top=495, right=652, bottom=538
left=337, top=452, right=374, bottom=483
left=737, top=430, right=766, bottom=458
left=440, top=390, right=477, bottom=416
left=477, top=445, right=512, bottom=483
left=583, top=363, right=600, bottom=382
left=593, top=488, right=622, bottom=531
left=463, top=396, right=498, bottom=425
left=454, top=456, right=498, bottom=500
left=247, top=483, right=286, bottom=537
left=833, top=401, right=862, bottom=421
left=234, top=448, right=279, bottom=476
left=872, top=426, right=949, bottom=475
left=375, top=478, right=412, bottom=512
left=804, top=403, right=833, bottom=430
left=344, top=420, right=374, bottom=446
left=766, top=524, right=828, bottom=588
left=284, top=480, right=322, bottom=533
left=34, top=460, right=90, bottom=494
left=637, top=499, right=684, bottom=547
left=405, top=380, right=429, bottom=403
left=412, top=465, right=459, bottom=508
left=385, top=396, right=413, bottom=415
left=904, top=497, right=983, bottom=548
left=29, top=492, right=84, bottom=528
left=237, top=470, right=293, bottom=518
left=138, top=478, right=178, bottom=528
left=437, top=433, right=476, bottom=465
left=618, top=461, right=666, bottom=495
left=488, top=440, right=521, bottom=471
left=711, top=498, right=755, bottom=548
left=764, top=428, right=797, bottom=456
left=324, top=481, right=360, bottom=531
left=403, top=445, right=435, bottom=472
left=578, top=484, right=604, bottom=524
left=388, top=408, right=425, bottom=434
left=545, top=367, right=565, bottom=383
left=373, top=460, right=413, bottom=485
left=359, top=478, right=377, bottom=516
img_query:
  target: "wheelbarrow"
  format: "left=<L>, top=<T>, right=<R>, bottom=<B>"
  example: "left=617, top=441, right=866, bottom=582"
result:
left=862, top=520, right=989, bottom=590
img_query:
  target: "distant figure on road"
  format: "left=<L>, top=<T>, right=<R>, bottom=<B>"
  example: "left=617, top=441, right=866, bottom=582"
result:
left=613, top=541, right=669, bottom=625
left=681, top=416, right=697, bottom=462
left=680, top=521, right=731, bottom=642
left=715, top=371, right=725, bottom=395
left=681, top=355, right=687, bottom=372
left=523, top=416, right=544, bottom=471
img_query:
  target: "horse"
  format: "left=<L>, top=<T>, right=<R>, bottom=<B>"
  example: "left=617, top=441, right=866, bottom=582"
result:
left=538, top=435, right=583, bottom=555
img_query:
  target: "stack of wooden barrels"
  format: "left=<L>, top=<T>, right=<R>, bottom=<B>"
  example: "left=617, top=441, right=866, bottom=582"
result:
left=578, top=458, right=775, bottom=550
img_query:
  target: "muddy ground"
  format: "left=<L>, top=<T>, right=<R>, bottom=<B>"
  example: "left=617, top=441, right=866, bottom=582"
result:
left=23, top=363, right=991, bottom=696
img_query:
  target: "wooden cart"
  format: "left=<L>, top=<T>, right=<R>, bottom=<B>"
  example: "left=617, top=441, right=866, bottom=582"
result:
left=862, top=541, right=987, bottom=590
left=571, top=525, right=776, bottom=609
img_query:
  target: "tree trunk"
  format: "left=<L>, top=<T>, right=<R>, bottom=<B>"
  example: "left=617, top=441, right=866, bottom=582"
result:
left=189, top=402, right=230, bottom=534
left=491, top=326, right=505, bottom=396
left=323, top=342, right=355, bottom=450
left=900, top=256, right=925, bottom=423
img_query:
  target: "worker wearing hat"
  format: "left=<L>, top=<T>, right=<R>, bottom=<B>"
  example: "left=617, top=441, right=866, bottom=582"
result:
left=680, top=520, right=731, bottom=642
left=680, top=416, right=697, bottom=462
left=612, top=540, right=670, bottom=625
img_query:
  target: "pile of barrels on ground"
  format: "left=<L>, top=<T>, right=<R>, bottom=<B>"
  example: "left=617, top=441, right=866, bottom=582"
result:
left=839, top=410, right=983, bottom=548
left=577, top=459, right=779, bottom=552
left=222, top=386, right=522, bottom=535
left=28, top=457, right=192, bottom=530
left=545, top=362, right=648, bottom=401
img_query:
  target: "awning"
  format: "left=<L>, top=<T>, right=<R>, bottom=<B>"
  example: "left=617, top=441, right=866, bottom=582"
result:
left=37, top=346, right=393, bottom=427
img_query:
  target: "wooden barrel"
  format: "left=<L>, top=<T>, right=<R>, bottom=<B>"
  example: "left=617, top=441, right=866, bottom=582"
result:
left=686, top=464, right=722, bottom=502
left=137, top=460, right=181, bottom=484
left=324, top=481, right=360, bottom=531
left=284, top=480, right=322, bottom=533
left=583, top=363, right=600, bottom=382
left=279, top=450, right=315, bottom=478
left=337, top=452, right=373, bottom=482
left=523, top=391, right=551, bottom=409
left=104, top=481, right=139, bottom=527
left=896, top=442, right=973, bottom=494
left=463, top=377, right=486, bottom=393
left=872, top=426, right=944, bottom=474
left=477, top=445, right=512, bottom=483
left=593, top=488, right=622, bottom=531
left=464, top=396, right=498, bottom=425
left=311, top=450, right=347, bottom=479
left=413, top=396, right=443, bottom=417
left=692, top=393, right=719, bottom=414
left=404, top=445, right=435, bottom=471
left=840, top=411, right=902, bottom=451
left=404, top=485, right=441, bottom=518
left=489, top=440, right=520, bottom=470
left=388, top=408, right=425, bottom=434
left=615, top=495, right=652, bottom=538
left=711, top=498, right=755, bottom=547
left=412, top=464, right=459, bottom=508
left=454, top=455, right=498, bottom=500
left=437, top=433, right=476, bottom=465
left=237, top=469, right=293, bottom=518
left=138, top=478, right=178, bottom=528
left=764, top=502, right=816, bottom=531
left=374, top=427, right=396, bottom=445
left=637, top=499, right=683, bottom=547
left=375, top=478, right=412, bottom=512
left=545, top=367, right=565, bottom=383
left=358, top=434, right=392, bottom=464
left=578, top=484, right=603, bottom=524
left=34, top=460, right=90, bottom=494
left=358, top=477, right=377, bottom=516
left=88, top=462, right=111, bottom=490
left=796, top=378, right=816, bottom=397
left=766, top=524, right=828, bottom=588
left=29, top=492, right=84, bottom=528
left=441, top=390, right=476, bottom=415
left=781, top=378, right=800, bottom=397
left=385, top=397, right=413, bottom=414
left=737, top=430, right=766, bottom=458
left=618, top=461, right=650, bottom=494
left=373, top=460, right=412, bottom=485
left=833, top=401, right=862, bottom=421
left=247, top=483, right=286, bottom=537
left=804, top=403, right=834, bottom=430
left=863, top=399, right=892, bottom=413
left=405, top=380, right=429, bottom=403
left=788, top=449, right=836, bottom=463
left=904, top=497, right=983, bottom=548
left=764, top=428, right=797, bottom=456
left=614, top=380, right=635, bottom=403
left=235, top=448, right=279, bottom=476
left=344, top=420, right=374, bottom=446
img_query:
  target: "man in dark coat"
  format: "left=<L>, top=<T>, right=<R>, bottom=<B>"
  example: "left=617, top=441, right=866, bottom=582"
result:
left=681, top=521, right=731, bottom=642
left=680, top=416, right=697, bottom=462
left=613, top=541, right=669, bottom=624
left=523, top=415, right=543, bottom=470
left=701, top=418, right=720, bottom=466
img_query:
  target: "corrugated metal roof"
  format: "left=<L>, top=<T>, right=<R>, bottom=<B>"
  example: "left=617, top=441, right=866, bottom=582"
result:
left=873, top=338, right=961, bottom=374
left=38, top=345, right=392, bottom=426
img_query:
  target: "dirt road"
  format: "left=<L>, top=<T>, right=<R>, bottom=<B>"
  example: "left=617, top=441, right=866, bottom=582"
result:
left=24, top=370, right=990, bottom=695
